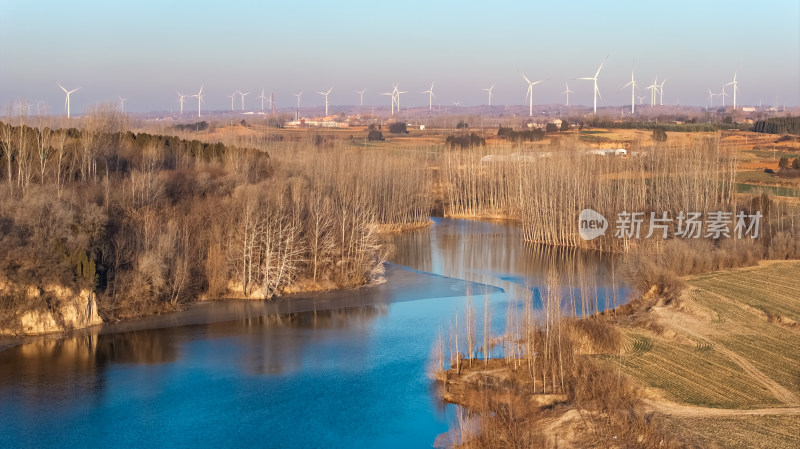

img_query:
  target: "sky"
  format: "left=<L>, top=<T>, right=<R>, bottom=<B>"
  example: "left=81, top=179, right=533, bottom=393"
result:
left=1, top=0, right=798, bottom=114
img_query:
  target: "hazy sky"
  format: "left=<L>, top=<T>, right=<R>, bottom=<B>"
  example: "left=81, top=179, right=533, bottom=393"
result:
left=1, top=0, right=798, bottom=113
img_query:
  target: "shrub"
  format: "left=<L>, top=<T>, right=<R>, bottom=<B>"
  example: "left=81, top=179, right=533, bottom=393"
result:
left=456, top=120, right=469, bottom=129
left=173, top=121, right=208, bottom=132
left=560, top=120, right=570, bottom=131
left=779, top=157, right=789, bottom=169
left=545, top=123, right=559, bottom=133
left=445, top=133, right=485, bottom=149
left=497, top=126, right=545, bottom=142
left=388, top=122, right=408, bottom=134
left=652, top=127, right=667, bottom=142
left=367, top=129, right=384, bottom=141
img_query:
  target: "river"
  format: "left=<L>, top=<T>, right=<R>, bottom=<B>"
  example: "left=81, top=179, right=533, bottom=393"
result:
left=0, top=218, right=627, bottom=448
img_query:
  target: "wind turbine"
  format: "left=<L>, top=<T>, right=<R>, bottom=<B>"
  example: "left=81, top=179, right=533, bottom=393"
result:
left=658, top=79, right=666, bottom=106
left=380, top=91, right=395, bottom=115
left=520, top=73, right=544, bottom=116
left=394, top=84, right=406, bottom=112
left=562, top=82, right=574, bottom=107
left=622, top=65, right=636, bottom=114
left=421, top=82, right=435, bottom=110
left=355, top=89, right=366, bottom=107
left=257, top=88, right=268, bottom=112
left=294, top=92, right=303, bottom=120
left=646, top=77, right=659, bottom=106
left=57, top=83, right=80, bottom=118
left=227, top=90, right=239, bottom=111
left=482, top=84, right=495, bottom=107
left=452, top=100, right=461, bottom=107
left=707, top=88, right=716, bottom=108
left=576, top=57, right=606, bottom=114
left=317, top=87, right=332, bottom=116
left=636, top=95, right=646, bottom=105
left=239, top=91, right=249, bottom=111
left=177, top=91, right=188, bottom=114
left=725, top=72, right=740, bottom=110
left=191, top=85, right=204, bottom=117
left=119, top=97, right=127, bottom=113
left=720, top=85, right=728, bottom=107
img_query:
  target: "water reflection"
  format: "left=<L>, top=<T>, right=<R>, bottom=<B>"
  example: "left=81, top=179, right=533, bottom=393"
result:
left=0, top=304, right=389, bottom=402
left=391, top=218, right=628, bottom=314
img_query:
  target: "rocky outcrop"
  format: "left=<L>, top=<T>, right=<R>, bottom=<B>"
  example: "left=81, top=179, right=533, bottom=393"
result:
left=1, top=284, right=103, bottom=336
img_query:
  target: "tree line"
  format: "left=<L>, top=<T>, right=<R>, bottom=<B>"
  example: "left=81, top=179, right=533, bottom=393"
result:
left=0, top=107, right=432, bottom=330
left=751, top=116, right=800, bottom=135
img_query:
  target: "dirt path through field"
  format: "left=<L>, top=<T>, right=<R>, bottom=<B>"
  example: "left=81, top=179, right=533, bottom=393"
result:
left=643, top=399, right=800, bottom=417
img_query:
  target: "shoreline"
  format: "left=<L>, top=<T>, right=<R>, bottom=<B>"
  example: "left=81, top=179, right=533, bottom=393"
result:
left=0, top=262, right=504, bottom=354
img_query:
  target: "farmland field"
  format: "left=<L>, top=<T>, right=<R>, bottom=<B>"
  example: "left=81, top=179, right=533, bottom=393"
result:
left=661, top=415, right=800, bottom=449
left=599, top=261, right=800, bottom=446
left=607, top=261, right=800, bottom=408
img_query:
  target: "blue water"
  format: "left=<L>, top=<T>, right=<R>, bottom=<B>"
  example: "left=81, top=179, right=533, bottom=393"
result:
left=0, top=218, right=627, bottom=448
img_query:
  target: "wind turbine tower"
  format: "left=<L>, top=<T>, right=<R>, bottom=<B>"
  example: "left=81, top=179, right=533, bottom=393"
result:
left=658, top=79, right=666, bottom=106
left=562, top=82, right=574, bottom=107
left=421, top=82, right=435, bottom=110
left=520, top=73, right=544, bottom=116
left=239, top=91, right=249, bottom=111
left=317, top=87, right=332, bottom=116
left=482, top=84, right=495, bottom=107
left=228, top=91, right=239, bottom=111
left=622, top=66, right=636, bottom=114
left=191, top=86, right=204, bottom=118
left=257, top=88, right=268, bottom=112
left=577, top=58, right=606, bottom=114
left=381, top=91, right=395, bottom=115
left=725, top=72, right=739, bottom=110
left=394, top=85, right=406, bottom=112
left=177, top=92, right=188, bottom=115
left=294, top=92, right=303, bottom=120
left=57, top=83, right=80, bottom=119
left=646, top=77, right=659, bottom=106
left=355, top=89, right=366, bottom=107
left=119, top=97, right=127, bottom=114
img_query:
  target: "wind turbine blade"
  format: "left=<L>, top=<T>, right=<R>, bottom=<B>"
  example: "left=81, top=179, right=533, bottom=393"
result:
left=576, top=77, right=594, bottom=80
left=595, top=61, right=605, bottom=78
left=520, top=72, right=532, bottom=84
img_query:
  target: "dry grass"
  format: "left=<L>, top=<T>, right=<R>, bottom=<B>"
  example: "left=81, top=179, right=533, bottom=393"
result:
left=660, top=415, right=800, bottom=449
